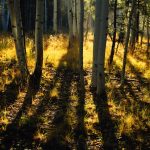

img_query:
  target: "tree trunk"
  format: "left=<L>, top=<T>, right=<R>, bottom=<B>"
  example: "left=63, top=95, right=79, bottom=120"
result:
left=140, top=16, right=145, bottom=46
left=108, top=0, right=117, bottom=68
left=96, top=0, right=109, bottom=96
left=2, top=0, right=9, bottom=31
left=72, top=0, right=77, bottom=36
left=79, top=0, right=84, bottom=80
left=67, top=0, right=79, bottom=41
left=8, top=0, right=28, bottom=78
left=147, top=17, right=150, bottom=59
left=121, top=0, right=136, bottom=86
left=30, top=0, right=44, bottom=89
left=91, top=0, right=102, bottom=88
left=76, top=0, right=80, bottom=35
left=53, top=0, right=58, bottom=33
left=67, top=0, right=74, bottom=47
left=85, top=13, right=90, bottom=41
left=135, top=0, right=140, bottom=42
left=130, top=0, right=139, bottom=51
left=44, top=0, right=48, bottom=32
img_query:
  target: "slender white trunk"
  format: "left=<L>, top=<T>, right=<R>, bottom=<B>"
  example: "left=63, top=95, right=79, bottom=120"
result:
left=140, top=16, right=145, bottom=46
left=147, top=16, right=150, bottom=59
left=96, top=0, right=109, bottom=96
left=44, top=0, right=48, bottom=32
left=53, top=0, right=58, bottom=33
left=76, top=0, right=80, bottom=35
left=67, top=0, right=73, bottom=40
left=91, top=0, right=102, bottom=88
left=2, top=0, right=9, bottom=31
left=72, top=0, right=77, bottom=36
left=121, top=0, right=136, bottom=85
left=79, top=0, right=84, bottom=74
left=34, top=0, right=44, bottom=74
left=8, top=0, right=28, bottom=77
left=29, top=0, right=44, bottom=90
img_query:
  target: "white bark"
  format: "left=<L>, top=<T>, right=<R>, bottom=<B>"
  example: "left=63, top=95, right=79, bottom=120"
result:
left=8, top=0, right=28, bottom=77
left=76, top=0, right=80, bottom=35
left=67, top=0, right=73, bottom=39
left=121, top=0, right=136, bottom=85
left=96, top=0, right=109, bottom=96
left=2, top=0, right=9, bottom=31
left=53, top=0, right=58, bottom=33
left=72, top=0, right=77, bottom=36
left=34, top=0, right=44, bottom=74
left=44, top=0, right=48, bottom=32
left=91, top=0, right=102, bottom=88
left=79, top=0, right=84, bottom=74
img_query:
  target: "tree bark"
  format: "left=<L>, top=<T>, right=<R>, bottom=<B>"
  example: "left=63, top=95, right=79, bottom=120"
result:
left=130, top=0, right=139, bottom=51
left=30, top=0, right=44, bottom=89
left=79, top=0, right=84, bottom=79
left=2, top=0, right=9, bottom=31
left=67, top=0, right=74, bottom=46
left=108, top=0, right=117, bottom=67
left=53, top=0, right=58, bottom=33
left=91, top=0, right=102, bottom=88
left=147, top=17, right=150, bottom=59
left=72, top=0, right=77, bottom=36
left=121, top=0, right=136, bottom=86
left=96, top=0, right=109, bottom=96
left=44, top=0, right=48, bottom=32
left=140, top=16, right=145, bottom=46
left=8, top=0, right=28, bottom=78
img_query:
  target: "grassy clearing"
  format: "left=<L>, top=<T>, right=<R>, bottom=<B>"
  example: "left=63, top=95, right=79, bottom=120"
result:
left=0, top=33, right=149, bottom=149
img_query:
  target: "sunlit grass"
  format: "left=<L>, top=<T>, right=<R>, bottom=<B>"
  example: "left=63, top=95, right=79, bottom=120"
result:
left=119, top=113, right=137, bottom=135
left=84, top=94, right=100, bottom=136
left=43, top=34, right=68, bottom=68
left=128, top=54, right=150, bottom=80
left=18, top=114, right=29, bottom=127
left=0, top=117, right=9, bottom=131
left=142, top=88, right=150, bottom=103
left=0, top=109, right=9, bottom=131
left=33, top=130, right=47, bottom=142
left=50, top=87, right=59, bottom=98
left=0, top=33, right=149, bottom=148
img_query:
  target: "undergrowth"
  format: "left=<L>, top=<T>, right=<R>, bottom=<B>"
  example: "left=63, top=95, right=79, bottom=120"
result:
left=0, top=33, right=149, bottom=149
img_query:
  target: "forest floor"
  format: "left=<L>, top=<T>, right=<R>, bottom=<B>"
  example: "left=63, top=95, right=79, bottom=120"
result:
left=0, top=34, right=150, bottom=149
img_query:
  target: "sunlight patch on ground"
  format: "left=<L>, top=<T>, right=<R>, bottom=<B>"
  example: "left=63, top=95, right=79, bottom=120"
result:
left=0, top=33, right=149, bottom=148
left=119, top=113, right=139, bottom=136
left=50, top=87, right=59, bottom=98
left=33, top=130, right=47, bottom=143
left=0, top=109, right=9, bottom=131
left=84, top=94, right=100, bottom=136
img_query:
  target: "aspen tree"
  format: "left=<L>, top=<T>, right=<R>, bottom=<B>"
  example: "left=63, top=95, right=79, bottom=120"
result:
left=53, top=0, right=58, bottom=33
left=96, top=0, right=109, bottom=96
left=121, top=0, right=136, bottom=86
left=30, top=0, right=44, bottom=88
left=8, top=0, right=28, bottom=78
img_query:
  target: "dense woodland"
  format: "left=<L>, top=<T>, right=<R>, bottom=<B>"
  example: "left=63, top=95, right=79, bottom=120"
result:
left=0, top=0, right=150, bottom=149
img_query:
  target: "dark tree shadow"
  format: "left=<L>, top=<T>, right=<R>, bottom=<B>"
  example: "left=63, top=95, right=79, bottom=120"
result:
left=127, top=61, right=150, bottom=91
left=0, top=39, right=87, bottom=149
left=0, top=43, right=80, bottom=149
left=0, top=77, right=20, bottom=111
left=125, top=81, right=150, bottom=108
left=124, top=81, right=149, bottom=149
left=92, top=93, right=119, bottom=149
left=42, top=70, right=73, bottom=150
left=0, top=76, right=41, bottom=149
left=106, top=61, right=150, bottom=149
left=41, top=44, right=79, bottom=150
left=115, top=81, right=150, bottom=149
left=74, top=75, right=87, bottom=150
